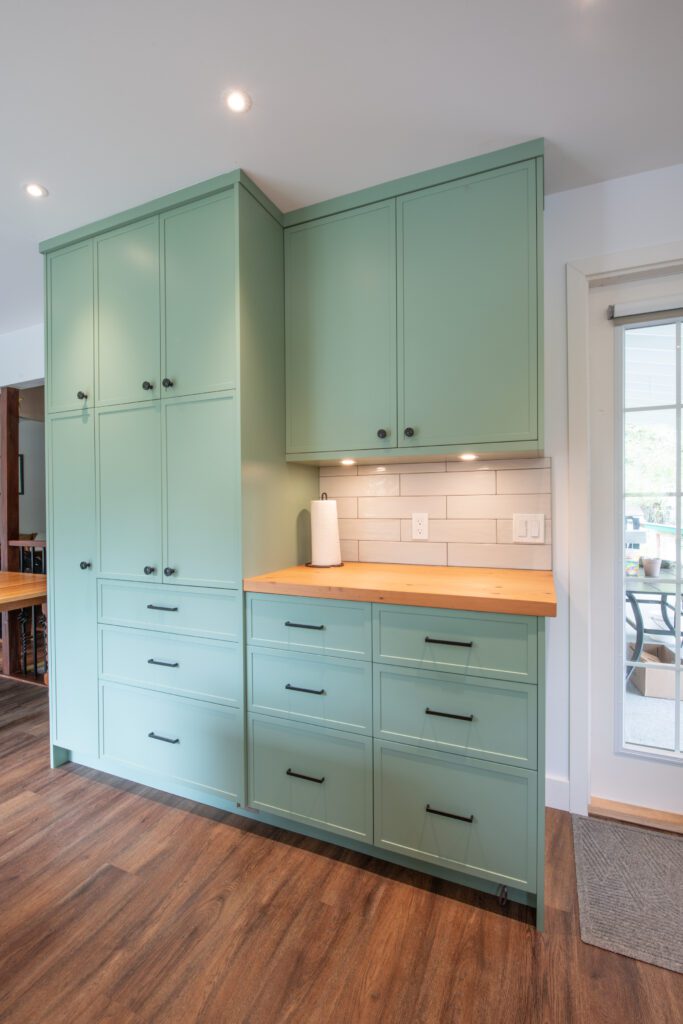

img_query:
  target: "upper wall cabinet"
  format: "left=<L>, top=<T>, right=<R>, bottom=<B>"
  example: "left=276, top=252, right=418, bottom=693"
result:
left=284, top=146, right=543, bottom=460
left=285, top=201, right=397, bottom=454
left=46, top=241, right=94, bottom=414
left=96, top=219, right=161, bottom=407
left=162, top=193, right=236, bottom=398
left=399, top=161, right=538, bottom=448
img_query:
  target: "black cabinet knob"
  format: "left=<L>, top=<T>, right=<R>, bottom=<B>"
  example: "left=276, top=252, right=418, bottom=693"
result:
left=77, top=391, right=87, bottom=401
left=162, top=378, right=174, bottom=389
left=404, top=427, right=415, bottom=437
left=377, top=429, right=388, bottom=439
left=79, top=561, right=91, bottom=570
left=142, top=380, right=154, bottom=391
left=164, top=567, right=176, bottom=577
left=144, top=566, right=156, bottom=575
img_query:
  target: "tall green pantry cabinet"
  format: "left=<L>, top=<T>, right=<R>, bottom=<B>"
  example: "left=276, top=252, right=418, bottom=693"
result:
left=42, top=174, right=317, bottom=804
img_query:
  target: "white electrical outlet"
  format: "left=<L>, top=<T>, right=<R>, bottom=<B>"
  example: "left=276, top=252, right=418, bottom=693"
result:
left=412, top=512, right=429, bottom=540
left=513, top=513, right=545, bottom=544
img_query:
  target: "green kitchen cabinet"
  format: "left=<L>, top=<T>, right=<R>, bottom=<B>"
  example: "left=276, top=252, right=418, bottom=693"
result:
left=283, top=140, right=543, bottom=460
left=162, top=193, right=237, bottom=397
left=46, top=241, right=94, bottom=414
left=285, top=201, right=397, bottom=454
left=97, top=402, right=163, bottom=581
left=163, top=392, right=240, bottom=588
left=48, top=411, right=98, bottom=753
left=398, top=161, right=538, bottom=448
left=96, top=218, right=161, bottom=407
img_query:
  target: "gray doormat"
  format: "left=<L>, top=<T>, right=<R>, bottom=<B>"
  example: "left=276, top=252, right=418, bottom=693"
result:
left=572, top=814, right=683, bottom=973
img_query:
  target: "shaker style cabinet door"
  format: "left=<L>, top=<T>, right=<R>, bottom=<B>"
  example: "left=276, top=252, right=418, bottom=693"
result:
left=49, top=411, right=98, bottom=752
left=162, top=192, right=237, bottom=399
left=285, top=201, right=397, bottom=455
left=398, top=161, right=538, bottom=448
left=97, top=403, right=163, bottom=581
left=163, top=392, right=240, bottom=588
left=96, top=218, right=161, bottom=407
left=46, top=241, right=94, bottom=414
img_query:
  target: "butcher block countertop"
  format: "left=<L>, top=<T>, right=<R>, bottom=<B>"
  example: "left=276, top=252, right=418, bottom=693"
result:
left=244, top=562, right=557, bottom=617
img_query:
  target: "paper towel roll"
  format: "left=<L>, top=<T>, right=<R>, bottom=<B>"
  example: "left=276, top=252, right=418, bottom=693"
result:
left=310, top=497, right=342, bottom=567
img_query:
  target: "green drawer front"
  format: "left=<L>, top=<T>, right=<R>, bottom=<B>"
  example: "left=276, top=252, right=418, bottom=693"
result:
left=98, top=580, right=241, bottom=640
left=99, top=625, right=242, bottom=706
left=374, top=666, right=536, bottom=768
left=374, top=740, right=537, bottom=890
left=101, top=682, right=243, bottom=801
left=248, top=715, right=373, bottom=841
left=248, top=649, right=372, bottom=734
left=247, top=594, right=372, bottom=661
left=373, top=605, right=537, bottom=683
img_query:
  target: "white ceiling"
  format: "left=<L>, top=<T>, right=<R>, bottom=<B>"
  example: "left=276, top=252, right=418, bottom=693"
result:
left=2, top=0, right=682, bottom=335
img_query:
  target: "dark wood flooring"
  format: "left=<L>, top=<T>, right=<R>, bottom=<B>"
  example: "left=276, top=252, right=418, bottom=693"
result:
left=1, top=679, right=681, bottom=1024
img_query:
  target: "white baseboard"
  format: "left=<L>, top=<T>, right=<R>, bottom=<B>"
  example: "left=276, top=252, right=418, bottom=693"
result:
left=545, top=774, right=570, bottom=811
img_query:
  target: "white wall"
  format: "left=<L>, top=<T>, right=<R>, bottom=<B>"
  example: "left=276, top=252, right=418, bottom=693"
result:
left=0, top=323, right=44, bottom=387
left=19, top=418, right=46, bottom=538
left=544, top=161, right=683, bottom=810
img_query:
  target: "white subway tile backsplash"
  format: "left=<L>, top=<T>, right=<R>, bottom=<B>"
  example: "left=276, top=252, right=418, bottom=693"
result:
left=446, top=457, right=550, bottom=472
left=320, top=474, right=400, bottom=497
left=447, top=543, right=552, bottom=570
left=400, top=519, right=497, bottom=543
left=333, top=497, right=358, bottom=518
left=360, top=461, right=447, bottom=475
left=340, top=539, right=359, bottom=561
left=496, top=468, right=551, bottom=494
left=358, top=495, right=447, bottom=519
left=401, top=471, right=495, bottom=496
left=318, top=464, right=359, bottom=477
left=339, top=518, right=402, bottom=541
left=317, top=458, right=553, bottom=571
left=447, top=493, right=551, bottom=519
left=359, top=541, right=448, bottom=566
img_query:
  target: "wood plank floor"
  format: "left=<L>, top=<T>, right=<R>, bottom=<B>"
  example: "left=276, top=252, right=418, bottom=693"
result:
left=1, top=679, right=681, bottom=1024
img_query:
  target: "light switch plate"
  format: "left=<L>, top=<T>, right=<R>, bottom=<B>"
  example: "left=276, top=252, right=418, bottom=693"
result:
left=513, top=513, right=545, bottom=544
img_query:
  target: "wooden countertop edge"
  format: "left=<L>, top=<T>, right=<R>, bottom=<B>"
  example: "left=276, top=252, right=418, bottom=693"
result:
left=243, top=579, right=557, bottom=617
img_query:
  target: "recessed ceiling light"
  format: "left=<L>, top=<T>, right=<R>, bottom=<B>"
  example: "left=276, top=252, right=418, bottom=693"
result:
left=460, top=453, right=478, bottom=461
left=376, top=466, right=386, bottom=473
left=25, top=183, right=48, bottom=198
left=225, top=89, right=252, bottom=113
left=340, top=459, right=355, bottom=466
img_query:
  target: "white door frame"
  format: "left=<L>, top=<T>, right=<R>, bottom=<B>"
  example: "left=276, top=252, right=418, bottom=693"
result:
left=567, top=240, right=683, bottom=815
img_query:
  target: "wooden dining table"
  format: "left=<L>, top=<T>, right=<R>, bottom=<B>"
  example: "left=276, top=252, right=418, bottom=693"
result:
left=0, top=571, right=47, bottom=613
left=0, top=572, right=48, bottom=681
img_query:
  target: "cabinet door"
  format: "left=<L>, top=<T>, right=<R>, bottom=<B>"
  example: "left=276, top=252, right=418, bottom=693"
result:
left=97, top=403, right=162, bottom=581
left=162, top=193, right=236, bottom=398
left=399, top=161, right=538, bottom=448
left=96, top=218, right=161, bottom=406
left=163, top=393, right=240, bottom=588
left=48, top=411, right=97, bottom=752
left=46, top=241, right=94, bottom=414
left=285, top=201, right=397, bottom=454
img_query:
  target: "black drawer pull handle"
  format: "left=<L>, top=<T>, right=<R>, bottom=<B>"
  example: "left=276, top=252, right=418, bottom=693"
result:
left=144, top=566, right=156, bottom=575
left=142, top=380, right=154, bottom=391
left=77, top=390, right=88, bottom=400
left=425, top=636, right=473, bottom=648
left=148, top=731, right=180, bottom=744
left=162, top=377, right=174, bottom=389
left=284, top=621, right=325, bottom=631
left=286, top=768, right=325, bottom=784
left=147, top=604, right=179, bottom=612
left=426, top=804, right=474, bottom=824
left=79, top=561, right=92, bottom=570
left=147, top=658, right=180, bottom=668
left=425, top=707, right=474, bottom=722
left=285, top=683, right=326, bottom=696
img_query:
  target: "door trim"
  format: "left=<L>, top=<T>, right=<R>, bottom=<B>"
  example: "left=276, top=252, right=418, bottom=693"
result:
left=567, top=240, right=683, bottom=815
